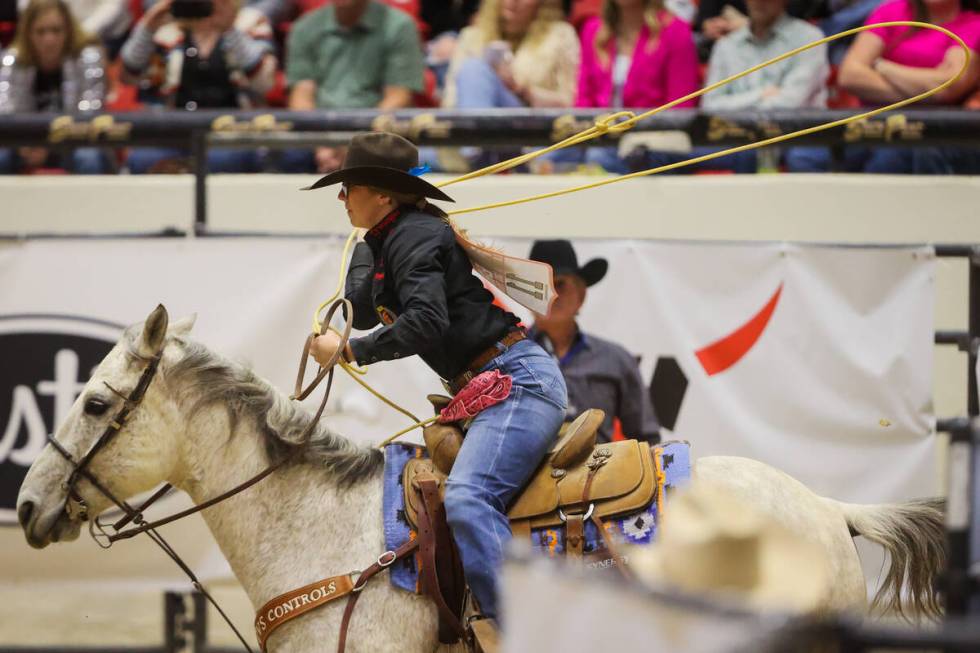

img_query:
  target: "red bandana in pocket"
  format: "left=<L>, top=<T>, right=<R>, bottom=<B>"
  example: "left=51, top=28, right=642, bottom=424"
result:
left=439, top=369, right=513, bottom=423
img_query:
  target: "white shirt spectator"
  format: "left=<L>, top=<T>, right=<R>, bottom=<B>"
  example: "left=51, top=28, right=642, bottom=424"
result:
left=703, top=13, right=829, bottom=109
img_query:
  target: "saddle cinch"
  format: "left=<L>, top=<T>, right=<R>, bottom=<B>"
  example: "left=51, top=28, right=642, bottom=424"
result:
left=403, top=396, right=658, bottom=558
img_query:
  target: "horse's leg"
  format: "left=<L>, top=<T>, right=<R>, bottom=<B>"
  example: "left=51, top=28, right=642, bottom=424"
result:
left=692, top=456, right=868, bottom=613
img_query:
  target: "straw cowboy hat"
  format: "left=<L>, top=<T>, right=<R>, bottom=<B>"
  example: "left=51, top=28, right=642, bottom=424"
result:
left=301, top=132, right=454, bottom=202
left=631, top=484, right=832, bottom=614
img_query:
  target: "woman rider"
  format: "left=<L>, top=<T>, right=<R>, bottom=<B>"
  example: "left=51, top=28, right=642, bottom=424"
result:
left=306, top=131, right=568, bottom=619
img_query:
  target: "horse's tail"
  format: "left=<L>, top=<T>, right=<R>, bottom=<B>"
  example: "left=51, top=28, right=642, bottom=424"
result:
left=836, top=498, right=946, bottom=621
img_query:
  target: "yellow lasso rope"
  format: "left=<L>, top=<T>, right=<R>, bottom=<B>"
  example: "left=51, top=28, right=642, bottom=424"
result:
left=439, top=21, right=970, bottom=212
left=312, top=230, right=358, bottom=335
left=310, top=21, right=968, bottom=444
left=310, top=231, right=428, bottom=428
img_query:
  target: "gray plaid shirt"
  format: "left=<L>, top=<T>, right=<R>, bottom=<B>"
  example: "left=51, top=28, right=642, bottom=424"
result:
left=532, top=327, right=660, bottom=444
left=703, top=15, right=829, bottom=111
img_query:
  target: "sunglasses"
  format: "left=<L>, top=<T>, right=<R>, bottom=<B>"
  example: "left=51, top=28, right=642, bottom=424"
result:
left=340, top=182, right=349, bottom=196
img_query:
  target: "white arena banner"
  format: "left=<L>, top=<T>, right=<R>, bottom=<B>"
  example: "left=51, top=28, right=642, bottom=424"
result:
left=0, top=237, right=935, bottom=588
left=492, top=239, right=937, bottom=504
left=0, top=237, right=351, bottom=586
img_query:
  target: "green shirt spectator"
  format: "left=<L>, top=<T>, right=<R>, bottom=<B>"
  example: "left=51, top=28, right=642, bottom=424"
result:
left=286, top=0, right=424, bottom=110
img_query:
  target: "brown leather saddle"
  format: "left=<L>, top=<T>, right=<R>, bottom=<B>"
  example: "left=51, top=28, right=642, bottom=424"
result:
left=405, top=400, right=658, bottom=557
left=399, top=399, right=659, bottom=652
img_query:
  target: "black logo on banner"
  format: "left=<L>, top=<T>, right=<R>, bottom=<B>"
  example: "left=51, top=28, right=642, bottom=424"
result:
left=0, top=315, right=122, bottom=524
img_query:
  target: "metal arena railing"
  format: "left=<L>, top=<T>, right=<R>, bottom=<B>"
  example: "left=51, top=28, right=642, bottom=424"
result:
left=2, top=107, right=980, bottom=227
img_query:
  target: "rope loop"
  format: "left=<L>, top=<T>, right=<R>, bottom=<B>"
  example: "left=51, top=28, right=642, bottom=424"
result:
left=594, top=110, right=638, bottom=135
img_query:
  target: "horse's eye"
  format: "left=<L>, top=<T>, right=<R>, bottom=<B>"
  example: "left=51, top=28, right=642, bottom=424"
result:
left=84, top=399, right=110, bottom=416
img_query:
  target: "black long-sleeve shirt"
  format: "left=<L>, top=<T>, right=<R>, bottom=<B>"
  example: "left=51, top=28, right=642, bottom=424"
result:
left=345, top=207, right=519, bottom=381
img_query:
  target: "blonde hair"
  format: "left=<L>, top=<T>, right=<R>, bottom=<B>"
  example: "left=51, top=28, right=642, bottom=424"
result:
left=595, top=0, right=665, bottom=65
left=11, top=0, right=97, bottom=68
left=471, top=0, right=566, bottom=52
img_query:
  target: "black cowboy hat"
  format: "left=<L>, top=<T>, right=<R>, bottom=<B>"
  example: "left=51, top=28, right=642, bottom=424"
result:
left=529, top=240, right=608, bottom=287
left=301, top=132, right=454, bottom=202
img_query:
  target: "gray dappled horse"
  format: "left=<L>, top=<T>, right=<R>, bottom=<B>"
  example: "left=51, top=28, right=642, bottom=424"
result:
left=18, top=307, right=946, bottom=651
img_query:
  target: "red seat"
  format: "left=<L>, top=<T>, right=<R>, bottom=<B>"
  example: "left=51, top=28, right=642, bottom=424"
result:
left=826, top=65, right=861, bottom=109
left=265, top=69, right=289, bottom=107
left=569, top=0, right=602, bottom=31
left=0, top=21, right=15, bottom=48
left=413, top=67, right=439, bottom=107
left=105, top=58, right=144, bottom=112
left=129, top=0, right=143, bottom=23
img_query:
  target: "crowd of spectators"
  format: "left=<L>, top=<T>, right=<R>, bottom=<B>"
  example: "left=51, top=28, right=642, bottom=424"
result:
left=1, top=0, right=979, bottom=175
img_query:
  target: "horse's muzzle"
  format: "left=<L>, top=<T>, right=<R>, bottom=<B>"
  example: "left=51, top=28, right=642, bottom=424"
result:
left=17, top=499, right=35, bottom=532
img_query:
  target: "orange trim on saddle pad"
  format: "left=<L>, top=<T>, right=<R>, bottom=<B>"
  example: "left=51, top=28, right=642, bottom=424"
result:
left=254, top=573, right=356, bottom=651
left=652, top=444, right=668, bottom=521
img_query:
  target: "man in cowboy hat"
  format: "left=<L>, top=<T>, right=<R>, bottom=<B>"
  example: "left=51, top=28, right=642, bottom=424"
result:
left=307, top=132, right=568, bottom=621
left=529, top=239, right=660, bottom=443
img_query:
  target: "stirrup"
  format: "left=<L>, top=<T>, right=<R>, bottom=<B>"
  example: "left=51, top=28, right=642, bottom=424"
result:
left=468, top=615, right=499, bottom=653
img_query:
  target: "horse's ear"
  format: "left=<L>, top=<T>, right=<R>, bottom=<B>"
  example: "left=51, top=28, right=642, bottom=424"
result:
left=170, top=314, right=197, bottom=337
left=140, top=304, right=169, bottom=357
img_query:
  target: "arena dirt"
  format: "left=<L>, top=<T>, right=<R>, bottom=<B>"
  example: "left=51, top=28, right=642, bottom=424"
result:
left=0, top=581, right=257, bottom=647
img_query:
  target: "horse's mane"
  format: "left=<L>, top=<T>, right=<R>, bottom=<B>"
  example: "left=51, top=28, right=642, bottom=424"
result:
left=129, top=333, right=383, bottom=487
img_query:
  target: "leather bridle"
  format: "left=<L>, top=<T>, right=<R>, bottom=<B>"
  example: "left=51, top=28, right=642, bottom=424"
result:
left=41, top=299, right=352, bottom=653
left=46, top=343, right=164, bottom=532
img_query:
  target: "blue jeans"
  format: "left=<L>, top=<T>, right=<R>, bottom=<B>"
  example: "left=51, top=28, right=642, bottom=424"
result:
left=126, top=147, right=261, bottom=173
left=641, top=146, right=760, bottom=174
left=451, top=58, right=526, bottom=171
left=273, top=147, right=316, bottom=173
left=0, top=147, right=109, bottom=174
left=541, top=146, right=633, bottom=174
left=784, top=145, right=980, bottom=174
left=454, top=57, right=525, bottom=109
left=444, top=338, right=567, bottom=619
left=545, top=145, right=761, bottom=175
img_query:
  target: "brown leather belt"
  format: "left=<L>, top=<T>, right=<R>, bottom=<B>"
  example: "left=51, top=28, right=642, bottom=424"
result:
left=447, top=329, right=526, bottom=395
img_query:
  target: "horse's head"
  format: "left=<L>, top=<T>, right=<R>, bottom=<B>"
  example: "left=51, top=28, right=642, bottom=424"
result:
left=17, top=305, right=195, bottom=549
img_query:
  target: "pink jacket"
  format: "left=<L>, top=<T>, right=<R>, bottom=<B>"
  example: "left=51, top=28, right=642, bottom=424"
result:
left=575, top=13, right=701, bottom=109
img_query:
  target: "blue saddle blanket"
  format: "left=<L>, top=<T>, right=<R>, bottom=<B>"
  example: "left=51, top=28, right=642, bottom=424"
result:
left=382, top=440, right=691, bottom=593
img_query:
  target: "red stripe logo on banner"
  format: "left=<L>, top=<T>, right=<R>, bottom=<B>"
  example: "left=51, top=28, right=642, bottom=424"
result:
left=695, top=284, right=783, bottom=376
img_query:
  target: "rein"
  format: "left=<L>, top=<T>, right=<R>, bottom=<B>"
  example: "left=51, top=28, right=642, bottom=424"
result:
left=94, top=298, right=353, bottom=544
left=45, top=300, right=353, bottom=653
